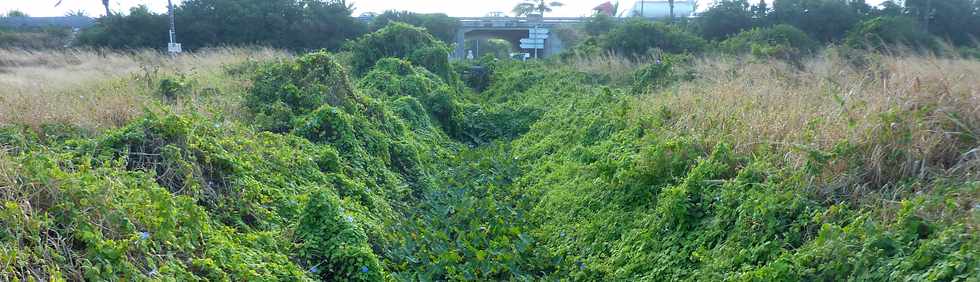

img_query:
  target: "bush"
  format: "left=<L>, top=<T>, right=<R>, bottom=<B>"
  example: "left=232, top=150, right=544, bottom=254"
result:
left=158, top=76, right=192, bottom=101
left=601, top=19, right=707, bottom=57
left=359, top=58, right=463, bottom=136
left=845, top=16, right=939, bottom=53
left=348, top=22, right=450, bottom=76
left=721, top=24, right=819, bottom=60
left=246, top=51, right=357, bottom=132
left=697, top=0, right=755, bottom=40
left=368, top=11, right=460, bottom=43
left=80, top=0, right=365, bottom=51
left=408, top=45, right=453, bottom=80
left=584, top=14, right=618, bottom=36
left=632, top=60, right=675, bottom=93
left=293, top=105, right=357, bottom=147
left=78, top=5, right=168, bottom=49
left=295, top=189, right=383, bottom=281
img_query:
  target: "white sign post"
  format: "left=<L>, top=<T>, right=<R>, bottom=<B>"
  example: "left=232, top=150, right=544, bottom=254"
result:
left=167, top=0, right=182, bottom=55
left=168, top=42, right=182, bottom=53
left=521, top=28, right=550, bottom=59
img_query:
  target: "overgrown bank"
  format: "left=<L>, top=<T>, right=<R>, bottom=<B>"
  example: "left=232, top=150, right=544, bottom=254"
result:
left=1, top=28, right=978, bottom=281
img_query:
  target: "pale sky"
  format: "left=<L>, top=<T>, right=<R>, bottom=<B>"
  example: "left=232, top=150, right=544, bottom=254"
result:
left=1, top=0, right=890, bottom=18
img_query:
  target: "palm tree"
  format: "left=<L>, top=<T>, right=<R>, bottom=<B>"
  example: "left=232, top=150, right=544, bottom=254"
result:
left=669, top=0, right=675, bottom=21
left=513, top=0, right=564, bottom=17
left=55, top=0, right=111, bottom=16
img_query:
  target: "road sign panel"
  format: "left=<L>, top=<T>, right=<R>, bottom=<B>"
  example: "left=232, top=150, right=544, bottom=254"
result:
left=529, top=28, right=549, bottom=34
left=520, top=43, right=544, bottom=49
left=168, top=43, right=182, bottom=53
left=520, top=38, right=544, bottom=44
left=529, top=33, right=549, bottom=39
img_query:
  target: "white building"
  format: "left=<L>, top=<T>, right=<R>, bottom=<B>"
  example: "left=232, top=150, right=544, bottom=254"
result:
left=627, top=0, right=697, bottom=19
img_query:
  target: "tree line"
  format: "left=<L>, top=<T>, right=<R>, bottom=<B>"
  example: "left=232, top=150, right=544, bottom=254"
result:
left=575, top=0, right=979, bottom=60
left=75, top=0, right=461, bottom=52
left=41, top=0, right=980, bottom=56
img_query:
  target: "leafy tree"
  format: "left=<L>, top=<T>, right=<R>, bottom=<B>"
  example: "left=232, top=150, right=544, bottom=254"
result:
left=177, top=0, right=363, bottom=50
left=906, top=0, right=979, bottom=45
left=77, top=5, right=168, bottom=49
left=698, top=0, right=754, bottom=40
left=513, top=0, right=564, bottom=17
left=601, top=19, right=707, bottom=56
left=771, top=0, right=868, bottom=42
left=348, top=22, right=450, bottom=77
left=369, top=11, right=460, bottom=43
left=584, top=13, right=618, bottom=36
left=873, top=0, right=906, bottom=17
left=752, top=0, right=771, bottom=18
left=721, top=24, right=818, bottom=60
left=5, top=10, right=28, bottom=17
left=845, top=16, right=939, bottom=52
left=78, top=0, right=365, bottom=51
left=55, top=0, right=111, bottom=16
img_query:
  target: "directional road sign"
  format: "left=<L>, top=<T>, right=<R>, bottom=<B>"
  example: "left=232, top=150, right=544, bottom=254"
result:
left=520, top=38, right=544, bottom=44
left=520, top=43, right=545, bottom=49
left=529, top=28, right=549, bottom=35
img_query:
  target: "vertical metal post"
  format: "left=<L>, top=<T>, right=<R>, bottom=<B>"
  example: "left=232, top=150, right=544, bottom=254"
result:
left=534, top=26, right=539, bottom=59
left=640, top=0, right=645, bottom=18
left=923, top=0, right=932, bottom=33
left=168, top=0, right=178, bottom=56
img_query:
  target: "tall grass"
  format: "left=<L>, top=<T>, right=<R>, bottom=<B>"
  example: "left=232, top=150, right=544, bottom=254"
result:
left=634, top=51, right=979, bottom=207
left=0, top=48, right=290, bottom=133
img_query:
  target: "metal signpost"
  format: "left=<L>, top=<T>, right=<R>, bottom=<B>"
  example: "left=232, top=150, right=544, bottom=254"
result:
left=167, top=0, right=182, bottom=55
left=519, top=28, right=549, bottom=59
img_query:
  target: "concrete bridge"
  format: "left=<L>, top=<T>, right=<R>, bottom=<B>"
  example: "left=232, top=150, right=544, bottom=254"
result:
left=453, top=17, right=586, bottom=59
left=0, top=16, right=95, bottom=29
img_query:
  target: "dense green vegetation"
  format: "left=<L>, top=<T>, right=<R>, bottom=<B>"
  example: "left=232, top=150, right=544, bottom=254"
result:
left=79, top=0, right=366, bottom=50
left=1, top=0, right=979, bottom=280
left=3, top=22, right=978, bottom=280
left=63, top=0, right=980, bottom=56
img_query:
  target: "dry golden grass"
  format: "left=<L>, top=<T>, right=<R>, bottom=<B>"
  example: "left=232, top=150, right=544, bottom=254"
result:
left=567, top=50, right=654, bottom=85
left=0, top=48, right=290, bottom=133
left=634, top=51, right=980, bottom=204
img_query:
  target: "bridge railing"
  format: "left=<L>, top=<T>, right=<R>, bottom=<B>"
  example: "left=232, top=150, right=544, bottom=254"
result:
left=457, top=17, right=587, bottom=27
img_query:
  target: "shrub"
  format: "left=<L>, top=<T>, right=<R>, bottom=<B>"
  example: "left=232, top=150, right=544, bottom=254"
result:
left=359, top=58, right=463, bottom=136
left=408, top=45, right=453, bottom=80
left=348, top=22, right=450, bottom=76
left=77, top=5, right=169, bottom=49
left=246, top=51, right=357, bottom=132
left=601, top=19, right=707, bottom=57
left=721, top=24, right=819, bottom=60
left=584, top=14, right=618, bottom=36
left=844, top=16, right=939, bottom=52
left=697, top=0, right=755, bottom=40
left=158, top=76, right=192, bottom=101
left=293, top=105, right=357, bottom=148
left=632, top=60, right=675, bottom=93
left=295, top=189, right=383, bottom=281
left=368, top=11, right=460, bottom=43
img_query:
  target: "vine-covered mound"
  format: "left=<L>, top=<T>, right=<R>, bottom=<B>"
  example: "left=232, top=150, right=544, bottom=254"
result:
left=2, top=46, right=976, bottom=280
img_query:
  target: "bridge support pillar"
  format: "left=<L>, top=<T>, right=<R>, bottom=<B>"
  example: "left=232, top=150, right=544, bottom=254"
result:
left=453, top=29, right=468, bottom=60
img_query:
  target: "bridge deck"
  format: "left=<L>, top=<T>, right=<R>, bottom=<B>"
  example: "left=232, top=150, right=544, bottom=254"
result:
left=457, top=17, right=586, bottom=28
